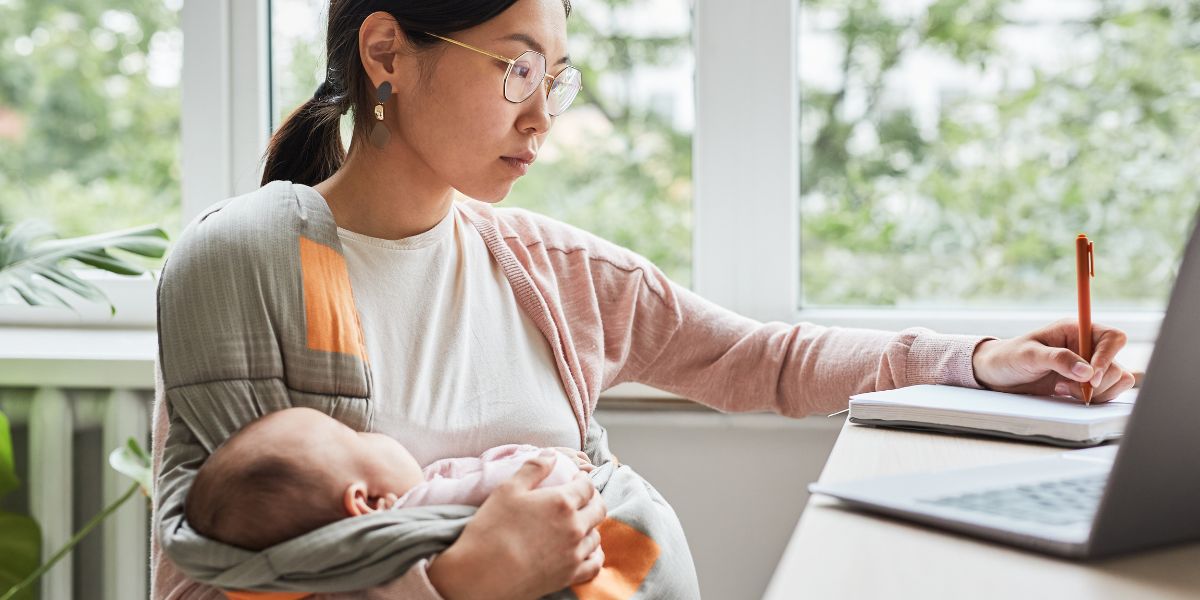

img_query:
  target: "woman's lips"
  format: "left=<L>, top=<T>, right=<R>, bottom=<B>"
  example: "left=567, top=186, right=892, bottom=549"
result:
left=501, top=156, right=531, bottom=175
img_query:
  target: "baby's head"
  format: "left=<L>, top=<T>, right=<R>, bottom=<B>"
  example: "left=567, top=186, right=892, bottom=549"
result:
left=185, top=407, right=424, bottom=550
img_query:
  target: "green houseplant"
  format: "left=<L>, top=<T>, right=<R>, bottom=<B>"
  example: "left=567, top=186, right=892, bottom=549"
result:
left=0, top=218, right=167, bottom=598
left=0, top=219, right=169, bottom=313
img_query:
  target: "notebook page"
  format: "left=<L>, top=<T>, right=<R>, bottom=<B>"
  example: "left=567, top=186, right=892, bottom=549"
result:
left=850, top=385, right=1136, bottom=425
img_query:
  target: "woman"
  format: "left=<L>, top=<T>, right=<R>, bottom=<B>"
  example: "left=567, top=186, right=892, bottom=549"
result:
left=151, top=0, right=1136, bottom=598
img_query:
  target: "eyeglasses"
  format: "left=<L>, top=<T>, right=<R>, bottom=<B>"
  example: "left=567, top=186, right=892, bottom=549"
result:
left=423, top=32, right=582, bottom=117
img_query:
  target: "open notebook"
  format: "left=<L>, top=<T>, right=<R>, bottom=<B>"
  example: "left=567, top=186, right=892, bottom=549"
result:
left=848, top=384, right=1137, bottom=448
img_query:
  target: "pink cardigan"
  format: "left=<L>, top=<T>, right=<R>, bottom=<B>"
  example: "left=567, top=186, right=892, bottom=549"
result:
left=151, top=192, right=989, bottom=600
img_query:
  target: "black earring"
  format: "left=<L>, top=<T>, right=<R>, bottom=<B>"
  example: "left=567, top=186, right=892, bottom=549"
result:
left=370, top=81, right=392, bottom=148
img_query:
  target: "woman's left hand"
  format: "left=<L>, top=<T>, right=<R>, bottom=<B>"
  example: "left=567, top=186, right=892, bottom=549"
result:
left=972, top=318, right=1137, bottom=403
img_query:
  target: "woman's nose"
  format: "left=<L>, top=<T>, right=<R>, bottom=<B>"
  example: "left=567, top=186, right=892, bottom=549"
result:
left=518, top=88, right=554, bottom=135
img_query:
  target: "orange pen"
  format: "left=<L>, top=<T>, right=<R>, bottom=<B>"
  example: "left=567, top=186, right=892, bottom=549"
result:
left=1076, top=234, right=1095, bottom=405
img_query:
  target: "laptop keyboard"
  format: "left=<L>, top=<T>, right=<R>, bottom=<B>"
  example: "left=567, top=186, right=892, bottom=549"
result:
left=919, top=474, right=1106, bottom=526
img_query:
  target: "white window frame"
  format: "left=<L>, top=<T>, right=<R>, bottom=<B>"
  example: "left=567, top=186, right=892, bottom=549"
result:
left=1, top=0, right=1165, bottom=345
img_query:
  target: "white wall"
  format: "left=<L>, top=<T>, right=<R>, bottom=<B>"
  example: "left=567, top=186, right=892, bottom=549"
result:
left=596, top=408, right=842, bottom=600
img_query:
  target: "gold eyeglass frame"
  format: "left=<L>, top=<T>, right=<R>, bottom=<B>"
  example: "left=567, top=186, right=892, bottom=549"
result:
left=423, top=32, right=582, bottom=115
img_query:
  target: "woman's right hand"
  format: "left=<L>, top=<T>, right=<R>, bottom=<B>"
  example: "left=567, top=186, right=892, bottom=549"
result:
left=427, top=449, right=607, bottom=600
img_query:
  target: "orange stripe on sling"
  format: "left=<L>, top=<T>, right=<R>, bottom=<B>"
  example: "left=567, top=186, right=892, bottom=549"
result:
left=570, top=517, right=661, bottom=600
left=298, top=236, right=368, bottom=362
left=223, top=591, right=310, bottom=600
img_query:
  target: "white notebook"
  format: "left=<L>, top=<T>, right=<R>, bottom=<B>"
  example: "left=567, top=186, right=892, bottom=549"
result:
left=848, top=384, right=1137, bottom=448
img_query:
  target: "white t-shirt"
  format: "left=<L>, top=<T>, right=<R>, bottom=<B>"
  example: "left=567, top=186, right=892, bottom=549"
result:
left=336, top=203, right=580, bottom=467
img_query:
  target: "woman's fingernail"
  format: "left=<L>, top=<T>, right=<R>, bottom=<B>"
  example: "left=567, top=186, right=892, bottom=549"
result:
left=1055, top=382, right=1069, bottom=396
left=1091, top=370, right=1104, bottom=386
left=1072, top=362, right=1092, bottom=378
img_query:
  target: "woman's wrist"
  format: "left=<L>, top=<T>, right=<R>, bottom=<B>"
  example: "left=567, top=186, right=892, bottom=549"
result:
left=427, top=540, right=479, bottom=600
left=971, top=338, right=1001, bottom=389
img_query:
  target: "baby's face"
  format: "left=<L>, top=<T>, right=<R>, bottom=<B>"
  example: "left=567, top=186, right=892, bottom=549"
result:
left=269, top=408, right=425, bottom=511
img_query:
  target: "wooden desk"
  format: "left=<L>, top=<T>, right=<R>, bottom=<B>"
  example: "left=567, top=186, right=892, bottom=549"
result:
left=762, top=420, right=1200, bottom=599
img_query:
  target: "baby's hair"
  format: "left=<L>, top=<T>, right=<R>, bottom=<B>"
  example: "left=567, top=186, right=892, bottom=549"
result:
left=185, top=415, right=345, bottom=551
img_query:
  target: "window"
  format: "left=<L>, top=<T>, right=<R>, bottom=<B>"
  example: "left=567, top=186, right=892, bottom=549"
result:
left=798, top=0, right=1200, bottom=311
left=270, top=0, right=341, bottom=136
left=6, top=0, right=1182, bottom=341
left=268, top=0, right=696, bottom=286
left=0, top=0, right=184, bottom=247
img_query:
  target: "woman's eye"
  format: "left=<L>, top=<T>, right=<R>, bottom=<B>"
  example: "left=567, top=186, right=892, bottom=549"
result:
left=512, top=64, right=532, bottom=78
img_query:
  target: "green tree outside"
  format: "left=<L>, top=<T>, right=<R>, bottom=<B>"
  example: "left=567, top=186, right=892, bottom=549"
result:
left=0, top=0, right=183, bottom=244
left=800, top=0, right=1200, bottom=309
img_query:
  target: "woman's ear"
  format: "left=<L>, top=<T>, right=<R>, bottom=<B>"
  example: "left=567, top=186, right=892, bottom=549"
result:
left=358, top=11, right=411, bottom=93
left=343, top=481, right=376, bottom=516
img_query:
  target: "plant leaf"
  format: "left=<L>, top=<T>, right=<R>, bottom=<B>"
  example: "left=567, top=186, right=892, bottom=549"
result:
left=126, top=437, right=150, bottom=464
left=109, top=438, right=152, bottom=497
left=70, top=250, right=143, bottom=276
left=36, top=266, right=106, bottom=303
left=0, top=511, right=40, bottom=600
left=0, top=220, right=168, bottom=311
left=0, top=412, right=17, bottom=499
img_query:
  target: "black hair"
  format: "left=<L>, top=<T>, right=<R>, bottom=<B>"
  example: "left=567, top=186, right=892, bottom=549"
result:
left=261, top=0, right=572, bottom=187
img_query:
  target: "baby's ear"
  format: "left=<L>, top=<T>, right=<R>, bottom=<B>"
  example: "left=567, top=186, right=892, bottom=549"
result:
left=344, top=481, right=375, bottom=516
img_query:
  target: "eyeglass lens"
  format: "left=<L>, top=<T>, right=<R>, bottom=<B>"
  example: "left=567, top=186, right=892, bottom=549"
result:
left=504, top=50, right=582, bottom=116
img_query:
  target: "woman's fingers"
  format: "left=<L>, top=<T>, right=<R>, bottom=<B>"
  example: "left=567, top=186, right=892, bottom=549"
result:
left=1053, top=377, right=1083, bottom=399
left=576, top=527, right=601, bottom=561
left=1087, top=326, right=1128, bottom=378
left=576, top=479, right=607, bottom=528
left=1092, top=361, right=1124, bottom=394
left=1093, top=369, right=1136, bottom=403
left=1036, top=345, right=1094, bottom=383
left=567, top=470, right=596, bottom=509
left=571, top=544, right=606, bottom=586
left=1053, top=364, right=1134, bottom=404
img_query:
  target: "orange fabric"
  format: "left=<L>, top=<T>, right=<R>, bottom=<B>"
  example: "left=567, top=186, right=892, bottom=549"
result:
left=223, top=591, right=310, bottom=600
left=570, top=517, right=660, bottom=600
left=299, top=236, right=368, bottom=362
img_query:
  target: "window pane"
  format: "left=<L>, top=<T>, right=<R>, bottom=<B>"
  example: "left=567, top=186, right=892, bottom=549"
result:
left=268, top=0, right=694, bottom=286
left=270, top=0, right=332, bottom=132
left=798, top=0, right=1200, bottom=310
left=0, top=0, right=183, bottom=245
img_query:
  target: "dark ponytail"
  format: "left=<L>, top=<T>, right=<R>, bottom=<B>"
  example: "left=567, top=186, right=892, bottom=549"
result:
left=261, top=0, right=572, bottom=187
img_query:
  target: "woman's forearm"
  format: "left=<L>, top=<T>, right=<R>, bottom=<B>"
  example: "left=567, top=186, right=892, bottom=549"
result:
left=425, top=537, right=531, bottom=600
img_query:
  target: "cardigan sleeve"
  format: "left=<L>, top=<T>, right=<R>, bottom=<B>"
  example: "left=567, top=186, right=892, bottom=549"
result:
left=603, top=258, right=993, bottom=417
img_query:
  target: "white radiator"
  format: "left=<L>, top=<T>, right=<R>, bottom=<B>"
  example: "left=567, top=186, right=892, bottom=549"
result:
left=1, top=385, right=151, bottom=600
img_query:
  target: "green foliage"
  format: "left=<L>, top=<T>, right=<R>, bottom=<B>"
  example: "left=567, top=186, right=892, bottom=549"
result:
left=800, top=0, right=1200, bottom=308
left=0, top=219, right=169, bottom=313
left=0, top=1, right=183, bottom=245
left=0, top=412, right=40, bottom=600
left=0, top=433, right=150, bottom=600
left=108, top=436, right=152, bottom=497
left=0, top=412, right=16, bottom=498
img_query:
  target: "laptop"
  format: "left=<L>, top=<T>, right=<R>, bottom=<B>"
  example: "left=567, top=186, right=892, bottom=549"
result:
left=808, top=215, right=1200, bottom=559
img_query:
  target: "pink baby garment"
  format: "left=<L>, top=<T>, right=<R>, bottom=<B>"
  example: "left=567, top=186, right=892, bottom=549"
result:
left=393, top=444, right=584, bottom=508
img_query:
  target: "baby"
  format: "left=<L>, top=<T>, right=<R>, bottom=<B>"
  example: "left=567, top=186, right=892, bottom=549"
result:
left=184, top=407, right=596, bottom=551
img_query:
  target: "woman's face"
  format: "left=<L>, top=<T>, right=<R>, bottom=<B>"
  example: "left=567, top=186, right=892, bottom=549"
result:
left=394, top=0, right=570, bottom=203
